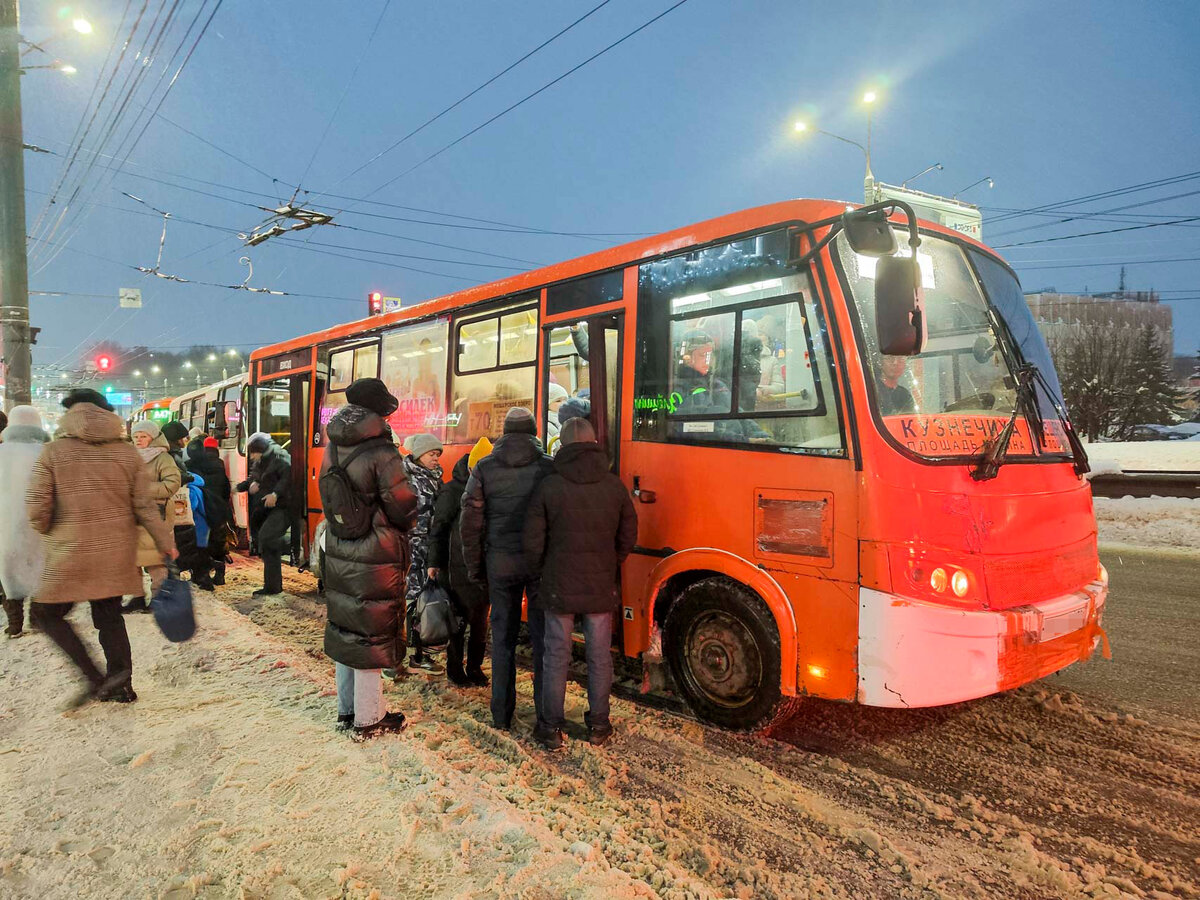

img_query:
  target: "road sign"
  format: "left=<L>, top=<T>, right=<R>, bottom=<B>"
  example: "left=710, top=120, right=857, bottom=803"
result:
left=383, top=296, right=403, bottom=313
left=119, top=287, right=142, bottom=308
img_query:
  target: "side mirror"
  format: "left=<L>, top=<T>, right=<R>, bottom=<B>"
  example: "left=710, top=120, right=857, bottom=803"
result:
left=875, top=256, right=926, bottom=355
left=842, top=209, right=897, bottom=258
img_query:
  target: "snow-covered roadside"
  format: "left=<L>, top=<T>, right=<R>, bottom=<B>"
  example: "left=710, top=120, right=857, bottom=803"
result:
left=1095, top=496, right=1200, bottom=550
left=1084, top=439, right=1200, bottom=473
left=0, top=597, right=659, bottom=900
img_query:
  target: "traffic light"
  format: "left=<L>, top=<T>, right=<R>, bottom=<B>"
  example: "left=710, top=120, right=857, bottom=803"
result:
left=96, top=354, right=113, bottom=372
left=368, top=291, right=383, bottom=316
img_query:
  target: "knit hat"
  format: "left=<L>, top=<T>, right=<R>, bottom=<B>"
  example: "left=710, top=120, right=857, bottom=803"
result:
left=203, top=436, right=219, bottom=450
left=345, top=377, right=399, bottom=417
left=131, top=419, right=162, bottom=440
left=548, top=382, right=569, bottom=403
left=188, top=426, right=205, bottom=441
left=404, top=433, right=443, bottom=460
left=467, top=436, right=493, bottom=471
left=557, top=397, right=590, bottom=427
left=503, top=406, right=536, bottom=435
left=162, top=420, right=189, bottom=444
left=247, top=432, right=271, bottom=454
left=62, top=388, right=114, bottom=412
left=561, top=417, right=597, bottom=446
left=7, top=405, right=43, bottom=429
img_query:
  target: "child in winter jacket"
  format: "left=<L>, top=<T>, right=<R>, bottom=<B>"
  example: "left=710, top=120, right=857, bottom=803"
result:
left=401, top=433, right=444, bottom=675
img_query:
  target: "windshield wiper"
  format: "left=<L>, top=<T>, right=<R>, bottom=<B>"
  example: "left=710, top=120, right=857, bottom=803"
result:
left=971, top=365, right=1035, bottom=481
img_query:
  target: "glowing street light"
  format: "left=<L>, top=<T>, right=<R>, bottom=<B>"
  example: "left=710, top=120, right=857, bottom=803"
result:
left=58, top=63, right=77, bottom=75
left=72, top=18, right=93, bottom=34
left=182, top=361, right=193, bottom=369
left=862, top=90, right=877, bottom=104
left=150, top=365, right=161, bottom=375
left=206, top=353, right=217, bottom=362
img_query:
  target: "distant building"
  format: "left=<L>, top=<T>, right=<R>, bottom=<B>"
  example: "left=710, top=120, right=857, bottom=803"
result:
left=1023, top=290, right=1173, bottom=351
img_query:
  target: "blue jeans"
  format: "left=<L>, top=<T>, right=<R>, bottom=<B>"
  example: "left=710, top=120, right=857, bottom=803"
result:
left=541, top=611, right=614, bottom=733
left=488, top=573, right=546, bottom=729
left=335, top=662, right=386, bottom=728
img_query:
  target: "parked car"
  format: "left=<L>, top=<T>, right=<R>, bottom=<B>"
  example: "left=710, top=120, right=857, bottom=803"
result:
left=1127, top=424, right=1191, bottom=441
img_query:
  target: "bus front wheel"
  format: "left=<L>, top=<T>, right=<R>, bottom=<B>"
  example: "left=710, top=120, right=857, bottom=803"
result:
left=663, top=577, right=798, bottom=732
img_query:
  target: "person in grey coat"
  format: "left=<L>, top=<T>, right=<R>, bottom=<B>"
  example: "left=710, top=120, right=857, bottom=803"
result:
left=0, top=406, right=49, bottom=636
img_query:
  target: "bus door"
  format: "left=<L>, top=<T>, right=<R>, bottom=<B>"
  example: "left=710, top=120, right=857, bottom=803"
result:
left=541, top=312, right=625, bottom=649
left=541, top=313, right=622, bottom=467
left=253, top=376, right=310, bottom=564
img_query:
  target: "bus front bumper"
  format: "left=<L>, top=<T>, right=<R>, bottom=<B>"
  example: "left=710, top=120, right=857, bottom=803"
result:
left=856, top=569, right=1109, bottom=708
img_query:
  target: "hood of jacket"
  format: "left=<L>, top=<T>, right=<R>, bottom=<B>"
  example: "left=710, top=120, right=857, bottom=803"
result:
left=451, top=453, right=471, bottom=486
left=56, top=403, right=124, bottom=445
left=186, top=436, right=207, bottom=459
left=326, top=404, right=388, bottom=448
left=553, top=441, right=610, bottom=484
left=1, top=424, right=48, bottom=444
left=491, top=432, right=545, bottom=468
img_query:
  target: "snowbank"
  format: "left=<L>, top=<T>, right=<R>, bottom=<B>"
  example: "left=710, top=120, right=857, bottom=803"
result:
left=1084, top=439, right=1200, bottom=473
left=1095, top=495, right=1200, bottom=550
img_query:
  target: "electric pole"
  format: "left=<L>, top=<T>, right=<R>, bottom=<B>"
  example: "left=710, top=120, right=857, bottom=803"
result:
left=0, top=0, right=31, bottom=410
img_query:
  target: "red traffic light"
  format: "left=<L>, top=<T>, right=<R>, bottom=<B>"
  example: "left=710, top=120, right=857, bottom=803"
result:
left=368, top=291, right=383, bottom=316
left=97, top=354, right=113, bottom=372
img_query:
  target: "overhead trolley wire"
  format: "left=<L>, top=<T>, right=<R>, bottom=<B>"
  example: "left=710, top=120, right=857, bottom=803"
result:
left=346, top=0, right=693, bottom=208
left=303, top=0, right=616, bottom=207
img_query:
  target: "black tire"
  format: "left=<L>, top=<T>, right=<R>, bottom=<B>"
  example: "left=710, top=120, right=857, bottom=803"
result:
left=663, top=577, right=799, bottom=732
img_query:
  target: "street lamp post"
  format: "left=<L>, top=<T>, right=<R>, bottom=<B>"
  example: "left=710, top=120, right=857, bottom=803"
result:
left=0, top=5, right=91, bottom=410
left=954, top=176, right=994, bottom=199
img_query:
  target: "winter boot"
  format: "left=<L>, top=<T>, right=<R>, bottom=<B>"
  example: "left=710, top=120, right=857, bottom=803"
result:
left=2, top=597, right=23, bottom=637
left=211, top=564, right=226, bottom=587
left=352, top=711, right=407, bottom=741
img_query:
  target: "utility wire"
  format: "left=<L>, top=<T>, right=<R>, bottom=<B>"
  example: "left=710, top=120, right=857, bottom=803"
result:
left=348, top=0, right=692, bottom=206
left=986, top=171, right=1200, bottom=226
left=994, top=215, right=1200, bottom=249
left=304, top=0, right=615, bottom=206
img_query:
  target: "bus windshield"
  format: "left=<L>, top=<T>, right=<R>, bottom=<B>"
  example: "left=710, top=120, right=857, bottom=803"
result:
left=836, top=232, right=1070, bottom=460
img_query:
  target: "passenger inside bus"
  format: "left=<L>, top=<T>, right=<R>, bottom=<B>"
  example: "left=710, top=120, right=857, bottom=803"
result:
left=876, top=355, right=916, bottom=415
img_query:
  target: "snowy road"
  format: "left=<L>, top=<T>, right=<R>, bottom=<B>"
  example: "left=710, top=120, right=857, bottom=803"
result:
left=2, top=547, right=1197, bottom=899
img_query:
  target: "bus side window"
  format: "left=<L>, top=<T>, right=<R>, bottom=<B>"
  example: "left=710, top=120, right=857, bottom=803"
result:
left=450, top=300, right=538, bottom=444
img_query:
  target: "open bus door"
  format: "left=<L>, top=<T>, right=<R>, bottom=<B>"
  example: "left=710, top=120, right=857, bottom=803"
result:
left=542, top=311, right=625, bottom=649
left=252, top=375, right=310, bottom=566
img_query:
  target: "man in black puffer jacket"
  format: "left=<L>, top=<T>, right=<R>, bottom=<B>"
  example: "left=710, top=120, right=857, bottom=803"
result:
left=321, top=378, right=416, bottom=739
left=461, top=407, right=554, bottom=732
left=238, top=433, right=293, bottom=596
left=187, top=437, right=233, bottom=586
left=524, top=417, right=637, bottom=750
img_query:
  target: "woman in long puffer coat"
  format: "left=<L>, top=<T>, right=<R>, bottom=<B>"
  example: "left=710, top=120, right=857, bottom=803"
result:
left=0, top=406, right=49, bottom=636
left=126, top=419, right=181, bottom=611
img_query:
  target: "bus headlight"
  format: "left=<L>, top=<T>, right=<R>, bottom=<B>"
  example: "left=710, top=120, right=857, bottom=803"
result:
left=929, top=567, right=948, bottom=593
left=951, top=569, right=971, bottom=598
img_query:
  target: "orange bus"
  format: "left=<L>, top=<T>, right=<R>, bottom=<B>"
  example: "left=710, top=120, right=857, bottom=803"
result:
left=246, top=198, right=1108, bottom=730
left=132, top=397, right=175, bottom=428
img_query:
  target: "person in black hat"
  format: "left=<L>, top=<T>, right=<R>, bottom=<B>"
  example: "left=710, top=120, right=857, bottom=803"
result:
left=321, top=377, right=415, bottom=739
left=62, top=388, right=115, bottom=412
left=460, top=406, right=555, bottom=733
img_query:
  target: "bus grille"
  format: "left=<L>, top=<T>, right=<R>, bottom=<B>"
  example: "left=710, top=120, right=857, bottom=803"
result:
left=982, top=538, right=1098, bottom=609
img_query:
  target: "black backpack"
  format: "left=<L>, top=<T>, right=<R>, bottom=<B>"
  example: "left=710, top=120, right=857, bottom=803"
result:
left=319, top=438, right=389, bottom=540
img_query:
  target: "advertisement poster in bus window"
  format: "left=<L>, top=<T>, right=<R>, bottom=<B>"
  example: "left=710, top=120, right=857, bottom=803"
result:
left=381, top=319, right=449, bottom=440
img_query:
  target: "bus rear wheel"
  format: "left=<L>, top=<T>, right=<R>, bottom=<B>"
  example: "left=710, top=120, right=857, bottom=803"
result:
left=663, top=577, right=797, bottom=732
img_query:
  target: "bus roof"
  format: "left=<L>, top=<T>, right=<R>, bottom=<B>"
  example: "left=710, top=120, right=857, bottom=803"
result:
left=170, top=372, right=248, bottom=408
left=249, top=197, right=992, bottom=362
left=140, top=398, right=174, bottom=412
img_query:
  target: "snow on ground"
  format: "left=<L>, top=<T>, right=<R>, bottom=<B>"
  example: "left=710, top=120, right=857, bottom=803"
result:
left=1095, top=496, right=1200, bottom=550
left=1084, top=439, right=1200, bottom=473
left=3, top=557, right=1199, bottom=900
